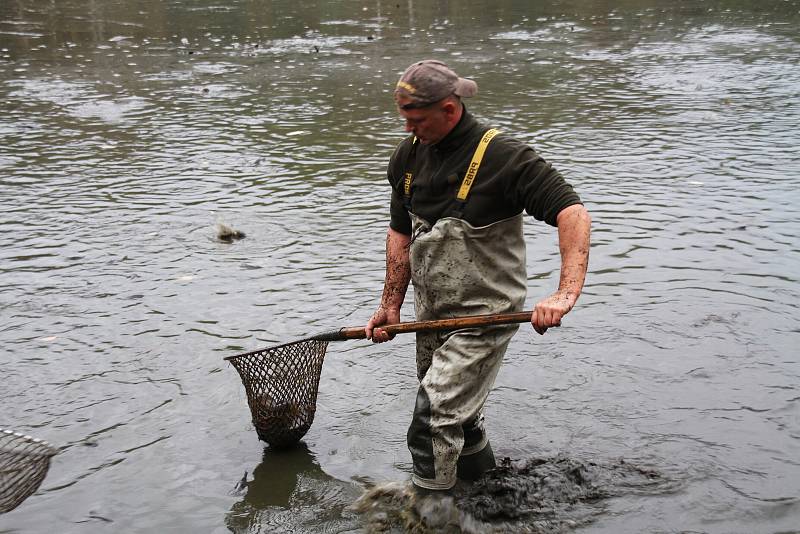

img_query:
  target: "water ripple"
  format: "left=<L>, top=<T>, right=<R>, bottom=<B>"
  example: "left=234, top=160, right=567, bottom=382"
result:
left=2, top=3, right=799, bottom=533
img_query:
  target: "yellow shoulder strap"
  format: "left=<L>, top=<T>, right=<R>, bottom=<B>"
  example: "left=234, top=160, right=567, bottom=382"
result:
left=456, top=128, right=499, bottom=201
left=403, top=136, right=418, bottom=197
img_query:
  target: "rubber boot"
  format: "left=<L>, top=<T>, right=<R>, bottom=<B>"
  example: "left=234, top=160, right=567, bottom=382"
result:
left=456, top=440, right=496, bottom=481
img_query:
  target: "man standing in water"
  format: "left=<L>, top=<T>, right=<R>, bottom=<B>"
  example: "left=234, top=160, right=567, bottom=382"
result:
left=365, top=60, right=591, bottom=494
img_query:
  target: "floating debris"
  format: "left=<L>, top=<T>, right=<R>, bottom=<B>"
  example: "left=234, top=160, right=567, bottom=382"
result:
left=216, top=221, right=246, bottom=242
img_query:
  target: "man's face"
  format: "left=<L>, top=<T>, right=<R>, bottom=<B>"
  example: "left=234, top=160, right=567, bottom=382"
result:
left=395, top=95, right=453, bottom=145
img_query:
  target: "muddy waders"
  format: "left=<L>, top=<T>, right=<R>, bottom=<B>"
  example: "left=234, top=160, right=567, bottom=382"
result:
left=407, top=212, right=527, bottom=491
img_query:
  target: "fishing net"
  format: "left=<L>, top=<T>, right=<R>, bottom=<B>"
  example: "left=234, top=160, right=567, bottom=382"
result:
left=225, top=338, right=329, bottom=448
left=224, top=312, right=531, bottom=449
left=0, top=429, right=58, bottom=513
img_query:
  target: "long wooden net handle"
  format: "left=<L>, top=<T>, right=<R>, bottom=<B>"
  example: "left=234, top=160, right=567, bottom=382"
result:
left=332, top=310, right=533, bottom=340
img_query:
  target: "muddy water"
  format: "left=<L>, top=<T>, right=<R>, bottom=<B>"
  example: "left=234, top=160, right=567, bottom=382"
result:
left=353, top=454, right=681, bottom=533
left=1, top=1, right=799, bottom=532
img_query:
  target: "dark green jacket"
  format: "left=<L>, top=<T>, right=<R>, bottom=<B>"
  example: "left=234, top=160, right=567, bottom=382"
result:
left=388, top=108, right=582, bottom=235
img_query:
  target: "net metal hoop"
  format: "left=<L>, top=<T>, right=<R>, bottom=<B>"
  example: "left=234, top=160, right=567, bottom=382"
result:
left=0, top=429, right=58, bottom=514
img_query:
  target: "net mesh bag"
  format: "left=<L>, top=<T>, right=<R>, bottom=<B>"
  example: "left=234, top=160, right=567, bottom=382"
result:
left=1, top=429, right=57, bottom=513
left=226, top=339, right=329, bottom=448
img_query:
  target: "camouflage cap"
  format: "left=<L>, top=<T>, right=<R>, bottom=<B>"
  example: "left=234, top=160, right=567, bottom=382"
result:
left=395, top=60, right=478, bottom=109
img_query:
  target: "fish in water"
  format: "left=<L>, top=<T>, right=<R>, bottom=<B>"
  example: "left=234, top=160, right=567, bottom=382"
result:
left=215, top=222, right=246, bottom=242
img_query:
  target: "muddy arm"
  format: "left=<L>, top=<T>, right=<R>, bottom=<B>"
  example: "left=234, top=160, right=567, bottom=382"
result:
left=366, top=228, right=412, bottom=341
left=531, top=204, right=591, bottom=335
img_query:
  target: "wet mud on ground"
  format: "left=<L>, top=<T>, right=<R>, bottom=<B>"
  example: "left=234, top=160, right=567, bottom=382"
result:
left=352, top=454, right=681, bottom=533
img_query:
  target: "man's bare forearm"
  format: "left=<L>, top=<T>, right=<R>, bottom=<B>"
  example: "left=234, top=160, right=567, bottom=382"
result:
left=366, top=228, right=411, bottom=341
left=380, top=228, right=412, bottom=311
left=531, top=204, right=590, bottom=334
left=556, top=204, right=591, bottom=305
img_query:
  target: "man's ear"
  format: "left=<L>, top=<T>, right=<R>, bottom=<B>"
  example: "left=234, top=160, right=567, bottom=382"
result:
left=441, top=98, right=458, bottom=118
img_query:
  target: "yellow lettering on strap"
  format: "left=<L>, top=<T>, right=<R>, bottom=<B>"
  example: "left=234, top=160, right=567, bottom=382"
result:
left=404, top=172, right=413, bottom=196
left=456, top=128, right=499, bottom=201
left=403, top=137, right=419, bottom=197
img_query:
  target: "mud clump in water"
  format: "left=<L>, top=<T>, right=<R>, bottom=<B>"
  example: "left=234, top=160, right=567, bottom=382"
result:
left=458, top=454, right=672, bottom=531
left=352, top=455, right=674, bottom=533
left=456, top=455, right=605, bottom=527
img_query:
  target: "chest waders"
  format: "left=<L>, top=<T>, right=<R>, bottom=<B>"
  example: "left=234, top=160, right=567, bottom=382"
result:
left=404, top=130, right=528, bottom=490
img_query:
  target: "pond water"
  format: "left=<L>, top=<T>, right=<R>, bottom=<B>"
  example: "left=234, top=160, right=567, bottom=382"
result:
left=1, top=1, right=799, bottom=532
